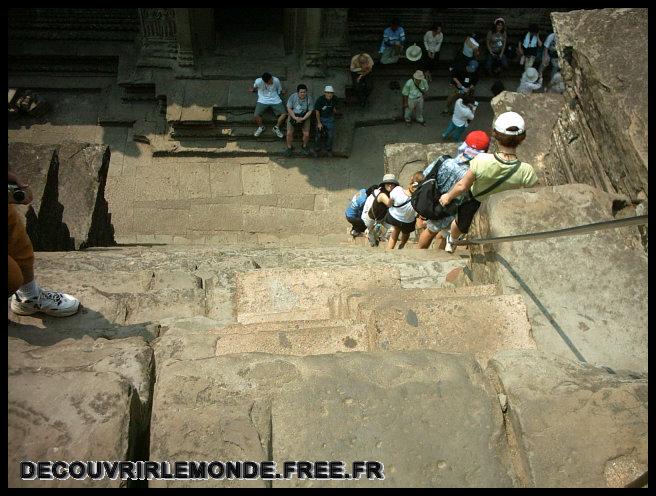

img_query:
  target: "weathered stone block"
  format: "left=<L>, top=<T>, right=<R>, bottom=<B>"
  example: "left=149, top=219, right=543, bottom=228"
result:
left=470, top=184, right=647, bottom=373
left=234, top=265, right=402, bottom=324
left=546, top=8, right=647, bottom=201
left=384, top=143, right=458, bottom=186
left=8, top=370, right=139, bottom=488
left=367, top=294, right=535, bottom=367
left=214, top=324, right=368, bottom=356
left=487, top=349, right=648, bottom=487
left=150, top=351, right=515, bottom=487
left=8, top=141, right=115, bottom=250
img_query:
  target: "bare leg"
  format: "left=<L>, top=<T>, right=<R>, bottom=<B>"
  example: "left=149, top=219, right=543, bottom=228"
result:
left=388, top=226, right=400, bottom=249
left=286, top=129, right=294, bottom=149
left=254, top=115, right=263, bottom=127
left=449, top=218, right=463, bottom=239
left=417, top=228, right=436, bottom=249
left=302, top=131, right=310, bottom=148
left=435, top=231, right=447, bottom=250
left=276, top=113, right=287, bottom=128
left=398, top=231, right=410, bottom=249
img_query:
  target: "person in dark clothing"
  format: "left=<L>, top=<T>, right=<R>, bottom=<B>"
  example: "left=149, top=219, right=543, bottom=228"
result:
left=442, top=59, right=480, bottom=115
left=314, top=85, right=339, bottom=157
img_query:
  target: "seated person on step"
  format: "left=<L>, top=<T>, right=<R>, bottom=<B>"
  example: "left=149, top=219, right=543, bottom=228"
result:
left=350, top=53, right=375, bottom=107
left=284, top=84, right=316, bottom=157
left=249, top=72, right=287, bottom=139
left=314, top=85, right=339, bottom=158
left=379, top=18, right=406, bottom=65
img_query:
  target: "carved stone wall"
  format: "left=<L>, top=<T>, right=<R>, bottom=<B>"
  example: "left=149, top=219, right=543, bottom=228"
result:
left=139, top=8, right=176, bottom=41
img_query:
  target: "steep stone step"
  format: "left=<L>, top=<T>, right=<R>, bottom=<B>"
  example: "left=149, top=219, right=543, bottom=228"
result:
left=234, top=265, right=403, bottom=324
left=149, top=350, right=514, bottom=487
left=366, top=294, right=536, bottom=367
left=7, top=285, right=218, bottom=345
left=215, top=323, right=368, bottom=356
left=335, top=284, right=499, bottom=321
left=154, top=318, right=364, bottom=362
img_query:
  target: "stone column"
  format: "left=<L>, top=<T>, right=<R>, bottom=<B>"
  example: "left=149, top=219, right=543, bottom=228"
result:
left=174, top=8, right=195, bottom=68
left=304, top=8, right=323, bottom=67
left=319, top=8, right=350, bottom=68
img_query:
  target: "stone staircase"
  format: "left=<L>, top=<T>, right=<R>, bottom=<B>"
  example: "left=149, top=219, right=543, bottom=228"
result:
left=8, top=239, right=647, bottom=488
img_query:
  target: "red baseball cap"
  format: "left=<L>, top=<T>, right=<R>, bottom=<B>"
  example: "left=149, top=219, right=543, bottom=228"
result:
left=465, top=130, right=490, bottom=151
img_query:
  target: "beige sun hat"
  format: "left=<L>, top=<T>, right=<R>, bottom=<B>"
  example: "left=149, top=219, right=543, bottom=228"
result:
left=405, top=44, right=423, bottom=62
left=524, top=67, right=539, bottom=82
left=380, top=173, right=400, bottom=186
left=413, top=70, right=425, bottom=80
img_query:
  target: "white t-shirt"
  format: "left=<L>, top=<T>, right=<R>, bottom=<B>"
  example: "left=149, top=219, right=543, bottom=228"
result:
left=544, top=33, right=557, bottom=51
left=424, top=30, right=443, bottom=54
left=452, top=98, right=475, bottom=127
left=517, top=78, right=542, bottom=94
left=361, top=188, right=380, bottom=221
left=462, top=37, right=479, bottom=57
left=253, top=77, right=282, bottom=105
left=389, top=186, right=417, bottom=223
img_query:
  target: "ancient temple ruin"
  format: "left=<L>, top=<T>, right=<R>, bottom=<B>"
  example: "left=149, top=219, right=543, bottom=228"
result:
left=8, top=8, right=648, bottom=488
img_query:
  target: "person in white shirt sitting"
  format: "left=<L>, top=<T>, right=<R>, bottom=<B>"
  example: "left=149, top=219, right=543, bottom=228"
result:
left=442, top=93, right=478, bottom=142
left=249, top=72, right=287, bottom=138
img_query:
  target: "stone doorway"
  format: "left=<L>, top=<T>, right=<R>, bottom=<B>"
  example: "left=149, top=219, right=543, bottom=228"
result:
left=213, top=9, right=285, bottom=59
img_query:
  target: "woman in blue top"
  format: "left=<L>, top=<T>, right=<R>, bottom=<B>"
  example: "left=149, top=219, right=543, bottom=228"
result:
left=380, top=18, right=406, bottom=64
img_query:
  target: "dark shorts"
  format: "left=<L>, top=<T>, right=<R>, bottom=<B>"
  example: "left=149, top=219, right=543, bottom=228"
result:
left=455, top=198, right=481, bottom=233
left=384, top=211, right=416, bottom=234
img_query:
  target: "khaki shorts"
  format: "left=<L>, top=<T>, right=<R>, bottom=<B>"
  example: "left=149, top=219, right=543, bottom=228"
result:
left=286, top=116, right=311, bottom=133
left=254, top=102, right=286, bottom=117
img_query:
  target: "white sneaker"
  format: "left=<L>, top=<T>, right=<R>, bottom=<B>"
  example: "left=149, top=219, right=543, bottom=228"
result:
left=444, top=233, right=460, bottom=253
left=11, top=289, right=80, bottom=317
left=367, top=228, right=378, bottom=247
left=254, top=126, right=265, bottom=137
left=272, top=126, right=284, bottom=138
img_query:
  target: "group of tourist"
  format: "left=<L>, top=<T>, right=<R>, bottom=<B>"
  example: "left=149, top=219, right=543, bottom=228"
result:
left=345, top=111, right=538, bottom=251
left=249, top=73, right=338, bottom=157
left=374, top=16, right=564, bottom=97
left=251, top=17, right=563, bottom=157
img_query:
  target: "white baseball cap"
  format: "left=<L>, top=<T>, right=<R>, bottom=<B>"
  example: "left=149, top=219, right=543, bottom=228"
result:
left=494, top=111, right=525, bottom=135
left=324, top=85, right=334, bottom=93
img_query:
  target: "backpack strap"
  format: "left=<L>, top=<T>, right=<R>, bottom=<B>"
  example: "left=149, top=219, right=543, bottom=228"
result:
left=413, top=79, right=427, bottom=94
left=394, top=198, right=412, bottom=208
left=472, top=160, right=521, bottom=199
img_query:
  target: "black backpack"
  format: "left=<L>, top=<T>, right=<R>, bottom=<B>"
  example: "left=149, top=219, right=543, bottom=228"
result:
left=410, top=155, right=460, bottom=220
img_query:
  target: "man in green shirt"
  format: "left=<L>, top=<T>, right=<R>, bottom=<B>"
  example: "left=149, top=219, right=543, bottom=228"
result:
left=402, top=70, right=429, bottom=126
left=438, top=111, right=539, bottom=252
